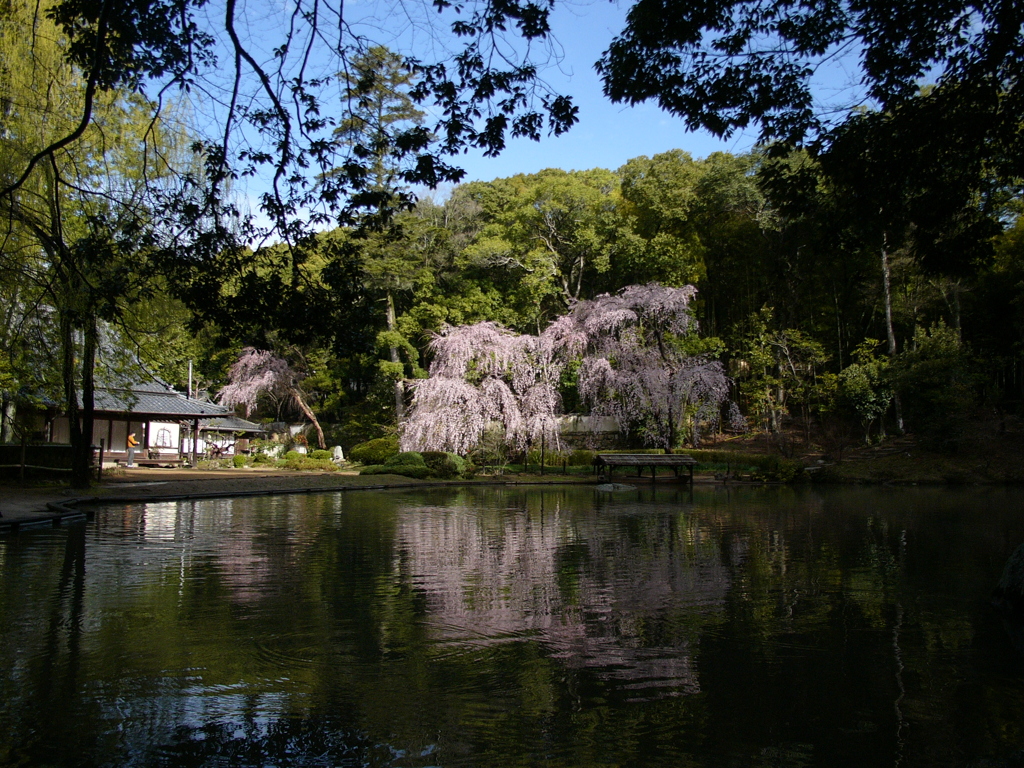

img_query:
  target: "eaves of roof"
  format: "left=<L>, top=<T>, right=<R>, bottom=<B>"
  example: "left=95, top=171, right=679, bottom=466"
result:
left=200, top=416, right=267, bottom=433
left=85, top=386, right=230, bottom=419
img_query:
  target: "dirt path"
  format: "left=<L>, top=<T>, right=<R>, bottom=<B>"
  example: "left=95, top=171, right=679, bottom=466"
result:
left=0, top=466, right=599, bottom=530
left=0, top=467, right=427, bottom=529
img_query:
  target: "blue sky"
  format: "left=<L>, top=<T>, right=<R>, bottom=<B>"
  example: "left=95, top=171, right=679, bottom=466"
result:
left=441, top=1, right=762, bottom=186
left=236, top=0, right=762, bottom=224
left=233, top=0, right=868, bottom=224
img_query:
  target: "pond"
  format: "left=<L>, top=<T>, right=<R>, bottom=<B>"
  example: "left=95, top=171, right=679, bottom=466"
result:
left=3, top=484, right=1024, bottom=767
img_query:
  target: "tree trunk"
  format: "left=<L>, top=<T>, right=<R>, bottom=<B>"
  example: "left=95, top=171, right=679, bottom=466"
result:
left=937, top=279, right=963, bottom=339
left=834, top=287, right=844, bottom=371
left=953, top=283, right=962, bottom=338
left=881, top=244, right=897, bottom=358
left=61, top=308, right=94, bottom=489
left=767, top=388, right=779, bottom=433
left=291, top=387, right=326, bottom=449
left=666, top=402, right=676, bottom=451
left=0, top=395, right=14, bottom=442
left=386, top=291, right=405, bottom=422
left=75, top=316, right=98, bottom=487
left=880, top=241, right=905, bottom=433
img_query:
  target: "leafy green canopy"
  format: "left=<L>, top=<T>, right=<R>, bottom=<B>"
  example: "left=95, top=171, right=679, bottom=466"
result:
left=12, top=0, right=580, bottom=246
left=599, top=0, right=1024, bottom=153
left=19, top=0, right=1019, bottom=290
left=599, top=0, right=1024, bottom=276
left=0, top=0, right=203, bottom=483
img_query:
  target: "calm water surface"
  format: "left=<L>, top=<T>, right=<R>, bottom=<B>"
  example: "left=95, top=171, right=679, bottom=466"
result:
left=3, top=484, right=1024, bottom=767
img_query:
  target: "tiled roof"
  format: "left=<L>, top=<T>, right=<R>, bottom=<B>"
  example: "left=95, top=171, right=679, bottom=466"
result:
left=85, top=379, right=230, bottom=418
left=200, top=416, right=267, bottom=433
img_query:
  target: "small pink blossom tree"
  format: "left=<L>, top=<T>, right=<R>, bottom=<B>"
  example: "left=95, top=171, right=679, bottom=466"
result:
left=556, top=283, right=730, bottom=449
left=218, top=347, right=327, bottom=449
left=400, top=322, right=563, bottom=455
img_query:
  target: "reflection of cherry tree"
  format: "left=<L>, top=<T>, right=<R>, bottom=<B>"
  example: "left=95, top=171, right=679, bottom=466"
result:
left=218, top=347, right=326, bottom=448
left=391, top=489, right=731, bottom=695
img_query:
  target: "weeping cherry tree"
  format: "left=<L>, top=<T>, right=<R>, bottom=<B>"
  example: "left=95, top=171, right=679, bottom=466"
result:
left=403, top=283, right=729, bottom=455
left=547, top=283, right=730, bottom=449
left=218, top=348, right=326, bottom=449
left=400, top=322, right=563, bottom=455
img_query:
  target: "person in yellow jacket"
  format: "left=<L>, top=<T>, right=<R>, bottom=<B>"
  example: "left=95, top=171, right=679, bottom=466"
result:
left=127, top=432, right=139, bottom=467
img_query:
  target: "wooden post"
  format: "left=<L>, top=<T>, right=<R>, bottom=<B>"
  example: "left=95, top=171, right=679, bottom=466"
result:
left=97, top=438, right=105, bottom=480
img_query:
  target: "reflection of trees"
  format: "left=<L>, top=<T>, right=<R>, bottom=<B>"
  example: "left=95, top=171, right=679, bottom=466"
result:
left=6, top=486, right=1024, bottom=766
left=390, top=487, right=731, bottom=696
left=0, top=526, right=108, bottom=766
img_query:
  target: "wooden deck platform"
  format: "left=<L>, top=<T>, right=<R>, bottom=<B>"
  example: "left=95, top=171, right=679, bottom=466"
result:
left=112, top=452, right=185, bottom=468
left=130, top=458, right=185, bottom=468
left=593, top=453, right=698, bottom=483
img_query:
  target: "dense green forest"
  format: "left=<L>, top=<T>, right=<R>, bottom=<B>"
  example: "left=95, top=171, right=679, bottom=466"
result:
left=5, top=141, right=1022, bottom=455
left=1, top=0, right=1022, bottom=481
left=210, top=148, right=1023, bottom=454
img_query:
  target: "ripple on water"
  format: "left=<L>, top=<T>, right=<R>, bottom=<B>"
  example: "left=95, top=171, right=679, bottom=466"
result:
left=252, top=630, right=365, bottom=672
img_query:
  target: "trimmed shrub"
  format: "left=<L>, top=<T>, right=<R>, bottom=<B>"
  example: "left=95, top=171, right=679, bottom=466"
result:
left=310, top=449, right=333, bottom=460
left=421, top=451, right=466, bottom=479
left=251, top=452, right=274, bottom=465
left=277, top=456, right=339, bottom=472
left=284, top=450, right=304, bottom=461
left=349, top=437, right=400, bottom=465
left=443, top=452, right=467, bottom=476
left=466, top=445, right=506, bottom=468
left=233, top=454, right=250, bottom=468
left=386, top=451, right=426, bottom=467
left=525, top=448, right=569, bottom=467
left=360, top=464, right=431, bottom=479
left=310, top=458, right=339, bottom=472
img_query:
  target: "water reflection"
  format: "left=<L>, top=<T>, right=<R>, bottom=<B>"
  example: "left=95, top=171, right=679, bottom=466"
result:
left=2, top=485, right=1024, bottom=767
left=393, top=488, right=723, bottom=697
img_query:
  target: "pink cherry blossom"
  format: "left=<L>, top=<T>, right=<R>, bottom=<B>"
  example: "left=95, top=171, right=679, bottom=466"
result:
left=402, top=283, right=729, bottom=454
left=218, top=347, right=327, bottom=448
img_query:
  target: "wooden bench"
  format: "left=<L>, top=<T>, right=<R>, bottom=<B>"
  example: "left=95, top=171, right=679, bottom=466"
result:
left=594, top=453, right=698, bottom=483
